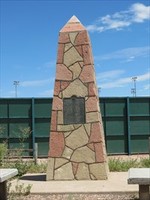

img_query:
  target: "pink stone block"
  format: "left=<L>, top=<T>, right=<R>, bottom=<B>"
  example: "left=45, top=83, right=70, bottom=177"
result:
left=61, top=81, right=70, bottom=90
left=56, top=64, right=72, bottom=80
left=51, top=111, right=57, bottom=131
left=89, top=122, right=102, bottom=143
left=59, top=33, right=70, bottom=43
left=49, top=132, right=65, bottom=157
left=87, top=143, right=95, bottom=151
left=52, top=97, right=63, bottom=110
left=86, top=97, right=98, bottom=112
left=79, top=61, right=84, bottom=68
left=72, top=162, right=79, bottom=175
left=57, top=44, right=64, bottom=64
left=60, top=24, right=85, bottom=33
left=94, top=143, right=105, bottom=163
left=75, top=30, right=89, bottom=45
left=75, top=46, right=83, bottom=57
left=82, top=45, right=92, bottom=65
left=80, top=65, right=94, bottom=83
left=54, top=81, right=61, bottom=96
left=88, top=82, right=97, bottom=96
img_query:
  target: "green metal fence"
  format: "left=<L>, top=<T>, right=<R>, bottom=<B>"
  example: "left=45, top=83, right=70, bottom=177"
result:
left=0, top=97, right=149, bottom=157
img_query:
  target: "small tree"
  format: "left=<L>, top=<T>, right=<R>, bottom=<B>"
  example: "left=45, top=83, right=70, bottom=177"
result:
left=0, top=126, right=7, bottom=166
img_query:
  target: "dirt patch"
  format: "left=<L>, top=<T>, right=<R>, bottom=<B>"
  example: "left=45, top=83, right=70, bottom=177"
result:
left=10, top=193, right=139, bottom=200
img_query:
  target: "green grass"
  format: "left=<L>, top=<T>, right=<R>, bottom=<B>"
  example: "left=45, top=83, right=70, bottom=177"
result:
left=140, top=157, right=150, bottom=167
left=3, top=157, right=149, bottom=176
left=109, top=157, right=150, bottom=172
left=2, top=160, right=47, bottom=176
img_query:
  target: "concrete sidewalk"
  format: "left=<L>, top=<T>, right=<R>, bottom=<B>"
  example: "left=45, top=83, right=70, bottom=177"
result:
left=10, top=172, right=138, bottom=194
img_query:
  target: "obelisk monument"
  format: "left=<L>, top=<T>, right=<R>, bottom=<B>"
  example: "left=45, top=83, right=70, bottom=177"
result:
left=46, top=16, right=109, bottom=180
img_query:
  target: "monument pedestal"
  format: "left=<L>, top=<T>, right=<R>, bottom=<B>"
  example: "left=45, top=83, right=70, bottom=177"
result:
left=46, top=16, right=109, bottom=180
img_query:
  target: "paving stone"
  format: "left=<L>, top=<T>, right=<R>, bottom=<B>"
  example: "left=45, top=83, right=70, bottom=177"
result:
left=89, top=163, right=108, bottom=180
left=86, top=112, right=99, bottom=123
left=64, top=43, right=72, bottom=52
left=62, top=79, right=88, bottom=97
left=64, top=46, right=83, bottom=67
left=63, top=131, right=71, bottom=138
left=55, top=158, right=69, bottom=169
left=46, top=158, right=54, bottom=180
left=69, top=32, right=78, bottom=44
left=57, top=125, right=75, bottom=132
left=69, top=62, right=81, bottom=79
left=66, top=125, right=89, bottom=149
left=73, top=124, right=82, bottom=129
left=57, top=111, right=63, bottom=124
left=62, top=146, right=73, bottom=159
left=84, top=123, right=91, bottom=136
left=71, top=146, right=95, bottom=163
left=76, top=163, right=90, bottom=180
left=54, top=162, right=74, bottom=180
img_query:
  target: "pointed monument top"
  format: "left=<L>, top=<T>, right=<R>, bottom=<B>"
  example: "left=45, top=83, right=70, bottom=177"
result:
left=60, top=15, right=85, bottom=33
left=67, top=15, right=81, bottom=23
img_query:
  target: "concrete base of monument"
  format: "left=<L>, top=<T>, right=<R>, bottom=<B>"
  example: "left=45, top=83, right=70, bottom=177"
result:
left=10, top=172, right=138, bottom=194
left=46, top=158, right=109, bottom=181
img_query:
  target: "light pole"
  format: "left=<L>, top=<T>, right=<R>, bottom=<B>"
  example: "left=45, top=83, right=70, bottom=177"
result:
left=98, top=87, right=101, bottom=96
left=13, top=81, right=19, bottom=98
left=131, top=77, right=137, bottom=97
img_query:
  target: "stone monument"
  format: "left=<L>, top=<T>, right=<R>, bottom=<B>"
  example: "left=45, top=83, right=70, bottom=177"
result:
left=46, top=16, right=109, bottom=180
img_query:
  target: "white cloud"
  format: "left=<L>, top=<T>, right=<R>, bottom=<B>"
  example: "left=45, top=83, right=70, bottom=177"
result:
left=96, top=70, right=124, bottom=81
left=137, top=72, right=150, bottom=81
left=44, top=61, right=56, bottom=69
left=131, top=3, right=150, bottom=22
left=95, top=46, right=150, bottom=61
left=98, top=71, right=150, bottom=89
left=20, top=79, right=53, bottom=87
left=100, top=76, right=131, bottom=89
left=37, top=60, right=56, bottom=71
left=143, top=84, right=150, bottom=90
left=39, top=89, right=54, bottom=97
left=86, top=3, right=150, bottom=32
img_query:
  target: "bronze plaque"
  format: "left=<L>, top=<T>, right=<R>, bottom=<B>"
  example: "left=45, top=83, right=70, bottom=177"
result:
left=63, top=96, right=85, bottom=125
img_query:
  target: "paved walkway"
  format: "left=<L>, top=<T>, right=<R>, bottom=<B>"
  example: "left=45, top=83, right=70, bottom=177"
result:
left=10, top=172, right=138, bottom=194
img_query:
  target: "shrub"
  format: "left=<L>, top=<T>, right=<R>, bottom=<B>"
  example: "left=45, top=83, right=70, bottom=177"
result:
left=140, top=158, right=150, bottom=167
left=109, top=158, right=140, bottom=171
left=0, top=143, right=7, bottom=166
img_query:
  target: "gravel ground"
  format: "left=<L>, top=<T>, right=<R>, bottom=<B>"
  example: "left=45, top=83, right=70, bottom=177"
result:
left=9, top=193, right=139, bottom=200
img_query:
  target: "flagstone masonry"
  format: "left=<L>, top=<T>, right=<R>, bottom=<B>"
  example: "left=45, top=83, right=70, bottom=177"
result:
left=46, top=16, right=109, bottom=180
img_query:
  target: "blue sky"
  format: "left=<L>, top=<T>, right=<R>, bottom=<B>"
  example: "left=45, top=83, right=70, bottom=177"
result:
left=0, top=0, right=150, bottom=97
